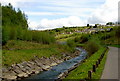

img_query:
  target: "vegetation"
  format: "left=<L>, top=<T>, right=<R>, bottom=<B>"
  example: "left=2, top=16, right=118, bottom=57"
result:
left=66, top=39, right=76, bottom=53
left=101, top=26, right=120, bottom=45
left=85, top=41, right=100, bottom=57
left=2, top=4, right=55, bottom=45
left=64, top=47, right=107, bottom=80
left=2, top=3, right=28, bottom=28
left=74, top=34, right=90, bottom=43
left=2, top=3, right=119, bottom=80
left=110, top=44, right=120, bottom=48
left=2, top=40, right=75, bottom=67
left=2, top=26, right=55, bottom=45
left=91, top=51, right=108, bottom=79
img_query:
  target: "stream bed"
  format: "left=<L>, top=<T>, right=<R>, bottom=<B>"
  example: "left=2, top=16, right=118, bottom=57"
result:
left=22, top=47, right=87, bottom=81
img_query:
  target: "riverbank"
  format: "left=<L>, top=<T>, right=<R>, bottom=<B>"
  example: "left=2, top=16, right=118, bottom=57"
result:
left=2, top=46, right=81, bottom=81
left=2, top=56, right=63, bottom=80
left=21, top=47, right=87, bottom=80
left=64, top=47, right=107, bottom=80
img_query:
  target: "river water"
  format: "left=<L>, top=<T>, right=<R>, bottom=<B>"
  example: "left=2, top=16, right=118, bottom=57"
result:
left=22, top=47, right=87, bottom=81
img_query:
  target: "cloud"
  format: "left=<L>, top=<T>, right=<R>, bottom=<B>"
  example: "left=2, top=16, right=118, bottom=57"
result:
left=87, top=0, right=119, bottom=24
left=29, top=16, right=86, bottom=30
left=25, top=12, right=64, bottom=16
left=28, top=20, right=40, bottom=30
left=1, top=0, right=34, bottom=6
left=2, top=0, right=118, bottom=30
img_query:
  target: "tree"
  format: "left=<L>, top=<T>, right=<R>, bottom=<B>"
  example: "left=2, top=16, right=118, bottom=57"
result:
left=93, top=24, right=97, bottom=28
left=87, top=24, right=89, bottom=27
left=106, top=22, right=114, bottom=25
left=2, top=3, right=28, bottom=28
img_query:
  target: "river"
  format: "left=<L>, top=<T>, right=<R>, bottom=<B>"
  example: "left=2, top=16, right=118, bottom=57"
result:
left=22, top=47, right=87, bottom=81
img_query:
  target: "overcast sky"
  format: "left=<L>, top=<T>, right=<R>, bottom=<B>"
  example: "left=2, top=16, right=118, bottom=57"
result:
left=1, top=0, right=119, bottom=30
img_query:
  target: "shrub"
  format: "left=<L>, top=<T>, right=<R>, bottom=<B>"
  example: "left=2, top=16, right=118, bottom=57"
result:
left=66, top=39, right=76, bottom=53
left=85, top=38, right=101, bottom=56
left=67, top=39, right=75, bottom=47
left=100, top=33, right=111, bottom=40
left=115, top=26, right=120, bottom=38
left=74, top=34, right=89, bottom=43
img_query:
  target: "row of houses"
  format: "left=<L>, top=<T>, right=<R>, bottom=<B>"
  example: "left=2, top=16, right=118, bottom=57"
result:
left=60, top=27, right=113, bottom=35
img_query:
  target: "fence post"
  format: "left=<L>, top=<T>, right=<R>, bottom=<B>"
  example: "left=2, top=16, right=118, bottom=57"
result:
left=92, top=65, right=96, bottom=72
left=96, top=61, right=98, bottom=68
left=98, top=59, right=100, bottom=64
left=88, top=71, right=92, bottom=79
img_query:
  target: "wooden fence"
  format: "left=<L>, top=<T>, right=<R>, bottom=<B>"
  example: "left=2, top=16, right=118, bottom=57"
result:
left=87, top=47, right=108, bottom=79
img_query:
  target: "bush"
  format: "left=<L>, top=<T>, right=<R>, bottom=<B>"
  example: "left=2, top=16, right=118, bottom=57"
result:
left=115, top=26, right=120, bottom=38
left=67, top=39, right=76, bottom=47
left=85, top=38, right=101, bottom=56
left=66, top=39, right=76, bottom=53
left=74, top=34, right=89, bottom=43
left=100, top=33, right=111, bottom=40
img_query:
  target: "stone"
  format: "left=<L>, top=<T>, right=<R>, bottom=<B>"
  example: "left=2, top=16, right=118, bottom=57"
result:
left=34, top=71, right=39, bottom=74
left=2, top=70, right=17, bottom=80
left=58, top=73, right=64, bottom=79
left=23, top=74, right=28, bottom=78
left=16, top=64, right=24, bottom=68
left=27, top=62, right=36, bottom=69
left=42, top=65, right=51, bottom=70
left=2, top=68, right=8, bottom=73
left=26, top=62, right=33, bottom=68
left=56, top=60, right=63, bottom=64
left=3, top=75, right=17, bottom=80
left=17, top=72, right=27, bottom=78
left=14, top=69, right=23, bottom=74
left=21, top=67, right=27, bottom=73
left=21, top=61, right=28, bottom=67
left=28, top=61, right=35, bottom=65
left=50, top=62, right=57, bottom=66
left=34, top=60, right=43, bottom=67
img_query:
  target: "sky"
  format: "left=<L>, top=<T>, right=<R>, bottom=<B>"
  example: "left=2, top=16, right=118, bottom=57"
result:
left=1, top=0, right=119, bottom=30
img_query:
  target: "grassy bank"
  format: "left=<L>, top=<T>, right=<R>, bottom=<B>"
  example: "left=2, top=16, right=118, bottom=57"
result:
left=110, top=44, right=120, bottom=48
left=64, top=47, right=107, bottom=80
left=2, top=40, right=75, bottom=67
left=92, top=49, right=108, bottom=79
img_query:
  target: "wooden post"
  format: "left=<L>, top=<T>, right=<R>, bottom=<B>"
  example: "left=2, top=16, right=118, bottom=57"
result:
left=88, top=71, right=92, bottom=79
left=98, top=59, right=100, bottom=64
left=100, top=56, right=102, bottom=61
left=96, top=61, right=98, bottom=68
left=92, top=65, right=96, bottom=72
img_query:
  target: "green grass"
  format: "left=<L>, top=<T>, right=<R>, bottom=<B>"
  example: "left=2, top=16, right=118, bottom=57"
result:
left=3, top=40, right=50, bottom=50
left=2, top=40, right=63, bottom=67
left=64, top=47, right=107, bottom=80
left=57, top=36, right=75, bottom=42
left=92, top=50, right=108, bottom=79
left=0, top=50, right=2, bottom=69
left=56, top=33, right=82, bottom=42
left=92, top=49, right=108, bottom=79
left=3, top=48, right=61, bottom=67
left=110, top=44, right=120, bottom=48
left=55, top=34, right=71, bottom=39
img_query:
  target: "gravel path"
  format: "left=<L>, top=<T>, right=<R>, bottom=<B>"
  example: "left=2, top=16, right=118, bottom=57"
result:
left=101, top=46, right=119, bottom=80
